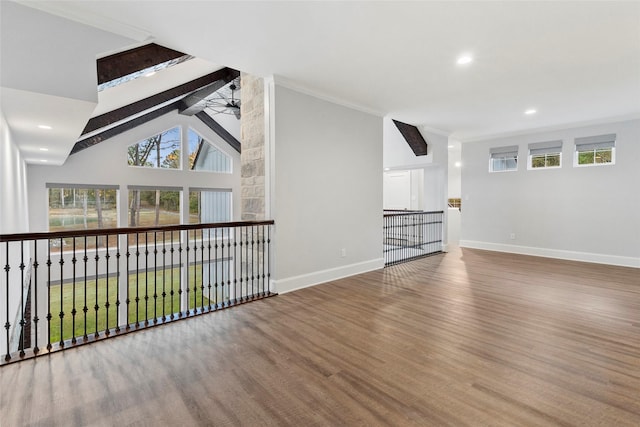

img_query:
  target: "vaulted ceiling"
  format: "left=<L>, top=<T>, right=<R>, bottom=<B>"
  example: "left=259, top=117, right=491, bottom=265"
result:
left=2, top=1, right=639, bottom=165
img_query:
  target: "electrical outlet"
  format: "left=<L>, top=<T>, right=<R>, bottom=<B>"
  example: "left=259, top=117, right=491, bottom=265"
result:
left=340, top=248, right=346, bottom=257
left=509, top=233, right=516, bottom=240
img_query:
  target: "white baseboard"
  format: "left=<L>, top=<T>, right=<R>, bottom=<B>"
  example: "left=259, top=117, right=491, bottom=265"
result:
left=459, top=240, right=640, bottom=268
left=273, top=258, right=385, bottom=294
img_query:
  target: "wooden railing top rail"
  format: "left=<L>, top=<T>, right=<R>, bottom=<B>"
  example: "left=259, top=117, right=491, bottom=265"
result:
left=0, top=219, right=275, bottom=243
left=383, top=210, right=444, bottom=217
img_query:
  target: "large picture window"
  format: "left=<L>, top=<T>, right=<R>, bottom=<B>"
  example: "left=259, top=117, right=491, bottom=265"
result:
left=47, top=184, right=118, bottom=251
left=128, top=186, right=181, bottom=227
left=128, top=126, right=181, bottom=169
left=189, top=189, right=232, bottom=224
left=48, top=185, right=118, bottom=232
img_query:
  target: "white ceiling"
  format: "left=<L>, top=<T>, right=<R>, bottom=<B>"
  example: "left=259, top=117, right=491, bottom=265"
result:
left=3, top=1, right=640, bottom=164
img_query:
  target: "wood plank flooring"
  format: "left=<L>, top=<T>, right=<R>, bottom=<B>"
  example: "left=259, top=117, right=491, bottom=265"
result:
left=1, top=247, right=639, bottom=426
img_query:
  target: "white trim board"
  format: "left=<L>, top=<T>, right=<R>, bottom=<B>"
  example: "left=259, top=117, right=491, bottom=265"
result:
left=273, top=258, right=385, bottom=294
left=459, top=240, right=640, bottom=269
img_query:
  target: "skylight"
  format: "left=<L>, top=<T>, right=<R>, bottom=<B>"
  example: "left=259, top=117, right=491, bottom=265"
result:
left=98, top=55, right=194, bottom=92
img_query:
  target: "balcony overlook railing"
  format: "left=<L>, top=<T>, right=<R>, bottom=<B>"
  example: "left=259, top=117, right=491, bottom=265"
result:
left=1, top=220, right=274, bottom=365
left=383, top=210, right=443, bottom=266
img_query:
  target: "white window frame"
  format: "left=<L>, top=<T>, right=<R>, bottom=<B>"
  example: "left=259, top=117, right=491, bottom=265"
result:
left=489, top=146, right=519, bottom=173
left=573, top=134, right=616, bottom=168
left=188, top=188, right=233, bottom=224
left=527, top=140, right=563, bottom=170
left=127, top=125, right=182, bottom=170
left=187, top=128, right=233, bottom=174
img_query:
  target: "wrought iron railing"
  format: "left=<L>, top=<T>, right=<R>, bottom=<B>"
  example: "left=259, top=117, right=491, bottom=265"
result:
left=1, top=220, right=274, bottom=365
left=383, top=211, right=443, bottom=266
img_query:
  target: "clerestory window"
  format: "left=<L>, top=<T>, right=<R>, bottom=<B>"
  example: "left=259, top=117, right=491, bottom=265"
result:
left=489, top=146, right=519, bottom=172
left=528, top=140, right=562, bottom=169
left=574, top=134, right=615, bottom=167
left=128, top=126, right=181, bottom=169
left=188, top=128, right=232, bottom=173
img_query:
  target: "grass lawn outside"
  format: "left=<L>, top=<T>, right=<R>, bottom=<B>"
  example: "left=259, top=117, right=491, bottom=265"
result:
left=47, top=264, right=230, bottom=344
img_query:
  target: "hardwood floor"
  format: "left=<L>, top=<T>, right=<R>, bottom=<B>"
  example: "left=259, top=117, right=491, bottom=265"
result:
left=1, top=248, right=639, bottom=426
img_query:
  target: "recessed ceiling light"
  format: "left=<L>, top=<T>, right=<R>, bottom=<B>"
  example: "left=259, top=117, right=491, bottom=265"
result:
left=38, top=125, right=52, bottom=130
left=39, top=159, right=48, bottom=162
left=454, top=161, right=462, bottom=168
left=384, top=168, right=390, bottom=171
left=525, top=109, right=537, bottom=115
left=39, top=147, right=49, bottom=151
left=456, top=55, right=473, bottom=65
left=448, top=145, right=454, bottom=148
left=144, top=71, right=156, bottom=77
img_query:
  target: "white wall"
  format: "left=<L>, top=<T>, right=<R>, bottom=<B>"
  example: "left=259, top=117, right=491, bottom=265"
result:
left=271, top=85, right=383, bottom=293
left=27, top=111, right=241, bottom=232
left=0, top=108, right=30, bottom=356
left=0, top=110, right=29, bottom=234
left=461, top=119, right=640, bottom=267
left=447, top=140, right=462, bottom=199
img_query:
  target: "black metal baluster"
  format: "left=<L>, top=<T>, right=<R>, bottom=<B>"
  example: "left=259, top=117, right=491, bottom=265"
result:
left=200, top=228, right=205, bottom=312
left=252, top=225, right=259, bottom=299
left=248, top=226, right=252, bottom=299
left=161, top=230, right=166, bottom=322
left=178, top=232, right=183, bottom=318
left=267, top=226, right=271, bottom=295
left=233, top=227, right=238, bottom=304
left=144, top=232, right=149, bottom=325
left=153, top=231, right=158, bottom=323
left=93, top=234, right=100, bottom=338
left=207, top=228, right=212, bottom=311
left=105, top=234, right=111, bottom=336
left=59, top=237, right=64, bottom=347
left=222, top=227, right=231, bottom=307
left=196, top=229, right=200, bottom=312
left=82, top=236, right=88, bottom=341
left=46, top=240, right=52, bottom=350
left=255, top=225, right=264, bottom=298
left=19, top=241, right=25, bottom=357
left=33, top=241, right=39, bottom=354
left=239, top=227, right=244, bottom=304
left=214, top=228, right=219, bottom=308
left=4, top=241, right=11, bottom=361
left=135, top=232, right=140, bottom=327
left=125, top=234, right=131, bottom=330
left=115, top=233, right=121, bottom=333
left=170, top=230, right=175, bottom=320
left=398, top=214, right=401, bottom=265
left=261, top=225, right=266, bottom=298
left=185, top=232, right=191, bottom=316
left=71, top=238, right=77, bottom=344
left=94, top=235, right=99, bottom=338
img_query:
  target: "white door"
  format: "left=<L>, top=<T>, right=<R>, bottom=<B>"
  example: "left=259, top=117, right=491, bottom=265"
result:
left=383, top=170, right=411, bottom=210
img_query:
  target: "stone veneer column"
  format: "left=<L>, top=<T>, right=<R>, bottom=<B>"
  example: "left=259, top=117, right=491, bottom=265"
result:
left=240, top=73, right=265, bottom=221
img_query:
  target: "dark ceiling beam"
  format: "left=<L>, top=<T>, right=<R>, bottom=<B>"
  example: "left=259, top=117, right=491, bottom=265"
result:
left=392, top=119, right=429, bottom=156
left=97, top=43, right=187, bottom=85
left=71, top=102, right=179, bottom=155
left=82, top=67, right=240, bottom=135
left=195, top=112, right=241, bottom=153
left=178, top=80, right=229, bottom=116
